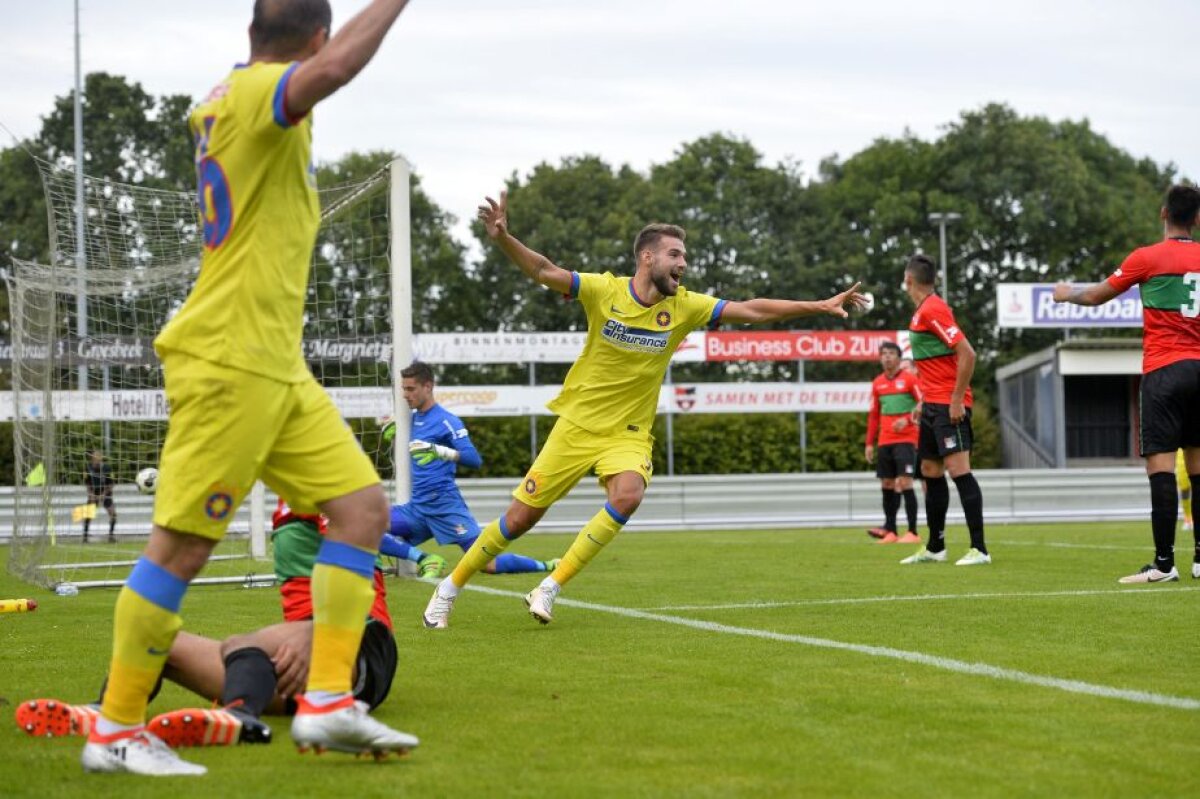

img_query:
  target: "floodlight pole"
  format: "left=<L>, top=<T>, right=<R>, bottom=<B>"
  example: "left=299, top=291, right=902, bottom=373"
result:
left=928, top=212, right=961, bottom=298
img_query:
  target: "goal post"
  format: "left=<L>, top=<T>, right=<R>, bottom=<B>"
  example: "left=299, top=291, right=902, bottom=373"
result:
left=7, top=157, right=413, bottom=590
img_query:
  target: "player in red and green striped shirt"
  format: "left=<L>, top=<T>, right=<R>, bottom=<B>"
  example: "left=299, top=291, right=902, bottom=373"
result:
left=1054, top=184, right=1200, bottom=584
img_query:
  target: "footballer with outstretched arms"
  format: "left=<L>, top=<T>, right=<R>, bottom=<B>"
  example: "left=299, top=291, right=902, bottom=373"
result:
left=1053, top=185, right=1200, bottom=583
left=17, top=499, right=402, bottom=749
left=382, top=361, right=559, bottom=579
left=864, top=341, right=922, bottom=544
left=421, top=190, right=867, bottom=629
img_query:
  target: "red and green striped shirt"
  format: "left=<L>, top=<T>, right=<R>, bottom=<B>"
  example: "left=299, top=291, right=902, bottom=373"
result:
left=908, top=293, right=972, bottom=406
left=1106, top=238, right=1200, bottom=374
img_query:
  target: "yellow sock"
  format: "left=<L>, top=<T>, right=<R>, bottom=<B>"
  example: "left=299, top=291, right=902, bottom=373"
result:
left=101, top=583, right=183, bottom=726
left=307, top=542, right=376, bottom=694
left=450, top=518, right=513, bottom=587
left=552, top=503, right=627, bottom=587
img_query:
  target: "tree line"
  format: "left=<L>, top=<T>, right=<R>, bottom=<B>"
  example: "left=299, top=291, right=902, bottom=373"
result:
left=0, top=73, right=1177, bottom=480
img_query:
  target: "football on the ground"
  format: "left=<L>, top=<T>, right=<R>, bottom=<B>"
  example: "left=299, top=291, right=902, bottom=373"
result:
left=135, top=467, right=159, bottom=494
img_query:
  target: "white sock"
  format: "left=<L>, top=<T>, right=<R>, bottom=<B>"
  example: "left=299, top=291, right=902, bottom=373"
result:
left=95, top=716, right=142, bottom=737
left=438, top=577, right=460, bottom=598
left=538, top=575, right=561, bottom=593
left=303, top=690, right=351, bottom=708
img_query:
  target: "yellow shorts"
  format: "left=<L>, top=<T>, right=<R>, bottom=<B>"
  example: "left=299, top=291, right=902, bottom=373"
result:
left=513, top=417, right=653, bottom=509
left=153, top=353, right=379, bottom=540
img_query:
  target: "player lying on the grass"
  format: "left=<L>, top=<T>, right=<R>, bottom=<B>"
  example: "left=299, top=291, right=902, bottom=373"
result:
left=16, top=502, right=398, bottom=749
left=382, top=361, right=560, bottom=579
left=864, top=341, right=922, bottom=544
left=1053, top=184, right=1200, bottom=583
left=422, top=191, right=867, bottom=628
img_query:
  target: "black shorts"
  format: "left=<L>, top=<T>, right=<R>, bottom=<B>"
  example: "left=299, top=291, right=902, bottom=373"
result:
left=1140, top=359, right=1200, bottom=456
left=87, top=492, right=114, bottom=511
left=352, top=619, right=398, bottom=711
left=875, top=443, right=918, bottom=479
left=918, top=403, right=973, bottom=460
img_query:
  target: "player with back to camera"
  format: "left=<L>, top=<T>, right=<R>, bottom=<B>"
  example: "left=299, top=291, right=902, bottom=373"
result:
left=79, top=0, right=417, bottom=777
left=421, top=190, right=868, bottom=629
left=1053, top=185, right=1200, bottom=583
left=897, top=253, right=991, bottom=566
left=383, top=361, right=559, bottom=578
left=864, top=341, right=922, bottom=544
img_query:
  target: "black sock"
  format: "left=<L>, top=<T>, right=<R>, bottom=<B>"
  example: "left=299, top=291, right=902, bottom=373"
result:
left=1189, top=476, right=1200, bottom=556
left=924, top=477, right=949, bottom=553
left=1148, top=472, right=1177, bottom=572
left=902, top=489, right=919, bottom=534
left=83, top=519, right=90, bottom=537
left=952, top=472, right=987, bottom=555
left=882, top=489, right=900, bottom=532
left=109, top=517, right=117, bottom=536
left=220, top=647, right=276, bottom=717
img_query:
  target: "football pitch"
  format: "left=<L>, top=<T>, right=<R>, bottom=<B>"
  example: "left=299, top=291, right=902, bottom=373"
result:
left=2, top=521, right=1198, bottom=798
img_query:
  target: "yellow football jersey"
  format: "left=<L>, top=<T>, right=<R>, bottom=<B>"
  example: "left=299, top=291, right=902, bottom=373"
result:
left=155, top=61, right=318, bottom=383
left=547, top=272, right=725, bottom=437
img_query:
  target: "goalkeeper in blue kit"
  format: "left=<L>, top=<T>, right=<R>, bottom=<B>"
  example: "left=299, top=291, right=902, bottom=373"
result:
left=383, top=362, right=557, bottom=577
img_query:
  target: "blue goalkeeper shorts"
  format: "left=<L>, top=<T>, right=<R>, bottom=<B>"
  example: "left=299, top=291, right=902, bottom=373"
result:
left=388, top=494, right=481, bottom=548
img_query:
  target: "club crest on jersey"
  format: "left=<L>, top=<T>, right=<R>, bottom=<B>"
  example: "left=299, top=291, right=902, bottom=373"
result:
left=523, top=472, right=542, bottom=496
left=204, top=487, right=235, bottom=520
left=600, top=319, right=669, bottom=353
left=656, top=310, right=671, bottom=327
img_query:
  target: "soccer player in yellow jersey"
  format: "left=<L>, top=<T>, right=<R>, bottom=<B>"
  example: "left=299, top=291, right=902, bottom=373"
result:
left=422, top=192, right=866, bottom=628
left=81, top=0, right=416, bottom=777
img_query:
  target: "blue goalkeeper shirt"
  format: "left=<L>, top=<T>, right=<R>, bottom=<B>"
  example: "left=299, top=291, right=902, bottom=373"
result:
left=410, top=403, right=482, bottom=500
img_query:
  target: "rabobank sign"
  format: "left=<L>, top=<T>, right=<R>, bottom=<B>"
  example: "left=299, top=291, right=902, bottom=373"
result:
left=996, top=283, right=1142, bottom=328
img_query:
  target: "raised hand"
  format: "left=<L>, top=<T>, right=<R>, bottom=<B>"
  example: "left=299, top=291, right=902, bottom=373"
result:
left=477, top=190, right=509, bottom=239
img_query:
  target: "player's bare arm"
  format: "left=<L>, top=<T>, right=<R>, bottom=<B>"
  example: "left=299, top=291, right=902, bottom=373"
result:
left=720, top=283, right=867, bottom=323
left=949, top=338, right=976, bottom=423
left=478, top=191, right=573, bottom=294
left=285, top=0, right=412, bottom=117
left=1051, top=281, right=1121, bottom=306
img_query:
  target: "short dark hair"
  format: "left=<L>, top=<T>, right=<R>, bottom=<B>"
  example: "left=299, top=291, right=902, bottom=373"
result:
left=401, top=361, right=435, bottom=385
left=1164, top=185, right=1200, bottom=227
left=633, top=223, right=686, bottom=261
left=905, top=253, right=937, bottom=287
left=878, top=341, right=902, bottom=356
left=250, top=0, right=332, bottom=56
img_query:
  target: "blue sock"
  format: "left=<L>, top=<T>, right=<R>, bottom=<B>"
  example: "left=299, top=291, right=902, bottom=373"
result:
left=492, top=553, right=548, bottom=574
left=378, top=533, right=426, bottom=563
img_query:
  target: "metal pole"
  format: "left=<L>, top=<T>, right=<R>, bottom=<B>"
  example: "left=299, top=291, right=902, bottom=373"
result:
left=937, top=220, right=948, bottom=298
left=528, top=362, right=538, bottom=463
left=389, top=158, right=414, bottom=504
left=74, top=0, right=87, bottom=392
left=797, top=360, right=807, bottom=473
left=665, top=363, right=675, bottom=476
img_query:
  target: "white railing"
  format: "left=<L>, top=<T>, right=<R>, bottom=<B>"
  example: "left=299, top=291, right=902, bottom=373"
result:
left=0, top=468, right=1150, bottom=543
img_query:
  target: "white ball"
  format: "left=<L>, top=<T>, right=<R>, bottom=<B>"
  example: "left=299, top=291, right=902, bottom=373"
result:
left=854, top=291, right=875, bottom=315
left=135, top=467, right=159, bottom=495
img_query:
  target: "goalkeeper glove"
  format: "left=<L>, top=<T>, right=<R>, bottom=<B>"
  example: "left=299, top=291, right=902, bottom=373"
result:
left=409, top=439, right=457, bottom=466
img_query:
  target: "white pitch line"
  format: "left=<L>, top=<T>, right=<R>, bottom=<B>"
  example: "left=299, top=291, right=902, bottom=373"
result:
left=990, top=540, right=1149, bottom=551
left=647, top=586, right=1200, bottom=611
left=458, top=583, right=1200, bottom=711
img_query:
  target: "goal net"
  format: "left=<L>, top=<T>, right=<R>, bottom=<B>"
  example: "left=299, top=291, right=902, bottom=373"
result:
left=6, top=158, right=410, bottom=589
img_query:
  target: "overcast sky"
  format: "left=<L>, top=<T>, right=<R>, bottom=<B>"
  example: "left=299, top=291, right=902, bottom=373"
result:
left=3, top=1, right=1197, bottom=239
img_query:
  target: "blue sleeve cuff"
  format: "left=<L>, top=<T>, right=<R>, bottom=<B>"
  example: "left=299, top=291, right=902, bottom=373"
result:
left=568, top=271, right=581, bottom=298
left=707, top=299, right=728, bottom=330
left=272, top=62, right=304, bottom=128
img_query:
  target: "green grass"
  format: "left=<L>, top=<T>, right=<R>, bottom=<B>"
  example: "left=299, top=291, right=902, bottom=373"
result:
left=2, top=522, right=1199, bottom=798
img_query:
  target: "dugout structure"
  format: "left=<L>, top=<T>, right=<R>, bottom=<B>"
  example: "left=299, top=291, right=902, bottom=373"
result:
left=6, top=158, right=413, bottom=589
